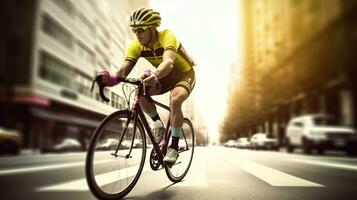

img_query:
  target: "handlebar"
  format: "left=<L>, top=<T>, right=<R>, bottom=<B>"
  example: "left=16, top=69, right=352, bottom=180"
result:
left=90, top=76, right=144, bottom=102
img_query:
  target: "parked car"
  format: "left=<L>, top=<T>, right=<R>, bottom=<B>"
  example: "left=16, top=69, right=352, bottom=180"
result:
left=107, top=139, right=142, bottom=149
left=237, top=137, right=250, bottom=149
left=250, top=133, right=279, bottom=150
left=285, top=114, right=357, bottom=155
left=97, top=138, right=119, bottom=150
left=53, top=138, right=82, bottom=152
left=133, top=139, right=143, bottom=148
left=223, top=139, right=238, bottom=148
left=121, top=139, right=132, bottom=149
left=0, top=126, right=22, bottom=155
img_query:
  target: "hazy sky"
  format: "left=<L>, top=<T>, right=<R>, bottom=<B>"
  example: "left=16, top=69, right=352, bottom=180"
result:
left=151, top=0, right=241, bottom=142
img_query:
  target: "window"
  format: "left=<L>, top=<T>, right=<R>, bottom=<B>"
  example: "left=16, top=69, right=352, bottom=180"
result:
left=78, top=14, right=95, bottom=35
left=292, top=121, right=304, bottom=127
left=51, top=0, right=74, bottom=15
left=78, top=42, right=95, bottom=64
left=42, top=14, right=73, bottom=49
left=74, top=70, right=92, bottom=97
left=111, top=92, right=120, bottom=109
left=313, top=116, right=339, bottom=126
left=119, top=96, right=125, bottom=110
left=100, top=37, right=110, bottom=49
left=39, top=51, right=73, bottom=88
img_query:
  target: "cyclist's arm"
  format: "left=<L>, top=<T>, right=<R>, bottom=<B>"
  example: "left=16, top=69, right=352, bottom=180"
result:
left=154, top=49, right=176, bottom=79
left=116, top=60, right=135, bottom=78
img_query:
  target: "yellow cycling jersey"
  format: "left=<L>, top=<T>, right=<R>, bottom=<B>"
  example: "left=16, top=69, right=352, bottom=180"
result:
left=125, top=29, right=195, bottom=72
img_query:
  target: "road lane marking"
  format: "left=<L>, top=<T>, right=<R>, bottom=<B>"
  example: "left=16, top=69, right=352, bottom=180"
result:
left=231, top=158, right=324, bottom=187
left=0, top=159, right=113, bottom=176
left=287, top=159, right=357, bottom=171
left=36, top=165, right=150, bottom=191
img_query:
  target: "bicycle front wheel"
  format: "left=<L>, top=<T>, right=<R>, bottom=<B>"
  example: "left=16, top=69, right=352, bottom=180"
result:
left=165, top=118, right=195, bottom=182
left=85, top=110, right=146, bottom=200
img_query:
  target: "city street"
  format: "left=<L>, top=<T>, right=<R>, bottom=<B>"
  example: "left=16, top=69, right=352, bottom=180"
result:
left=2, top=1, right=357, bottom=200
left=1, top=146, right=357, bottom=200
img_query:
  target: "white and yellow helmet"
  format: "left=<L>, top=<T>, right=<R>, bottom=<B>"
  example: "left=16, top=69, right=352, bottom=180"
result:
left=129, top=8, right=161, bottom=28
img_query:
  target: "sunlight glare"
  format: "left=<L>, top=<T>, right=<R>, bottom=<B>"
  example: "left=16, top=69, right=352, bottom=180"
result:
left=151, top=0, right=241, bottom=143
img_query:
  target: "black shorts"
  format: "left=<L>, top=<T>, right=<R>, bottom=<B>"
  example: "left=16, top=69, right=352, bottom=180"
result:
left=158, top=68, right=195, bottom=95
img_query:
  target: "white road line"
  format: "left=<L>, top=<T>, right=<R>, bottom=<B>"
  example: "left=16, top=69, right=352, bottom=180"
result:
left=231, top=158, right=324, bottom=187
left=287, top=159, right=357, bottom=171
left=0, top=160, right=112, bottom=176
left=36, top=165, right=150, bottom=192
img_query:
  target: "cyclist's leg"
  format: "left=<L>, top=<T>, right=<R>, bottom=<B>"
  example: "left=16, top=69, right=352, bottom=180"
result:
left=140, top=83, right=166, bottom=143
left=169, top=87, right=189, bottom=148
left=163, top=86, right=189, bottom=163
left=141, top=73, right=174, bottom=118
left=167, top=69, right=195, bottom=154
left=140, top=95, right=157, bottom=116
left=140, top=83, right=161, bottom=115
left=170, top=69, right=195, bottom=131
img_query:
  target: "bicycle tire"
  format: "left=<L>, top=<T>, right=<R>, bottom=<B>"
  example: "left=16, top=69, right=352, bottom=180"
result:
left=85, top=110, right=146, bottom=200
left=165, top=118, right=195, bottom=182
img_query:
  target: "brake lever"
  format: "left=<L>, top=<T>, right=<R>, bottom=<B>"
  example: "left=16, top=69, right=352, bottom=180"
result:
left=90, top=76, right=110, bottom=102
left=90, top=76, right=99, bottom=92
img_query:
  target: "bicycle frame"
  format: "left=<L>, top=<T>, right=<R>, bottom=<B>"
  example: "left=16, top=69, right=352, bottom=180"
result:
left=87, top=76, right=195, bottom=200
left=93, top=76, right=191, bottom=165
left=111, top=82, right=171, bottom=164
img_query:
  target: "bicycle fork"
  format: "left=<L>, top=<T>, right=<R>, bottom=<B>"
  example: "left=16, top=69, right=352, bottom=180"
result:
left=111, top=111, right=137, bottom=159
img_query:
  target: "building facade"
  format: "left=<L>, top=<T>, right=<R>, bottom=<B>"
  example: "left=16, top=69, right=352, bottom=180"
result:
left=0, top=0, right=149, bottom=151
left=226, top=0, right=357, bottom=144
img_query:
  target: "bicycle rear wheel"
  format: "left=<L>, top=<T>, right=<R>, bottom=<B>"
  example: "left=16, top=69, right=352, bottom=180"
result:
left=165, top=118, right=195, bottom=182
left=85, top=110, right=146, bottom=200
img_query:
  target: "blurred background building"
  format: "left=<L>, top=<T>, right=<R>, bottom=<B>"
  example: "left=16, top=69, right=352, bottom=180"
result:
left=0, top=0, right=205, bottom=153
left=223, top=0, right=357, bottom=144
left=0, top=0, right=149, bottom=152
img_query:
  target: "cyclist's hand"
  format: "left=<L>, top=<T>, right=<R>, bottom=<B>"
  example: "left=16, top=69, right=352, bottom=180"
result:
left=142, top=70, right=158, bottom=86
left=97, top=70, right=119, bottom=87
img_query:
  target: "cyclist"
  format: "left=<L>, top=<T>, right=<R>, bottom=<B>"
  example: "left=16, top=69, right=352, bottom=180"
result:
left=98, top=8, right=196, bottom=164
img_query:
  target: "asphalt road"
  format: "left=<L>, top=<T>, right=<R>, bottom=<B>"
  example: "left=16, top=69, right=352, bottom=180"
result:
left=1, top=146, right=357, bottom=200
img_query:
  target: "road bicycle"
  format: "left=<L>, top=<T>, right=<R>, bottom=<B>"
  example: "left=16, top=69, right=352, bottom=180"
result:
left=85, top=75, right=195, bottom=200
